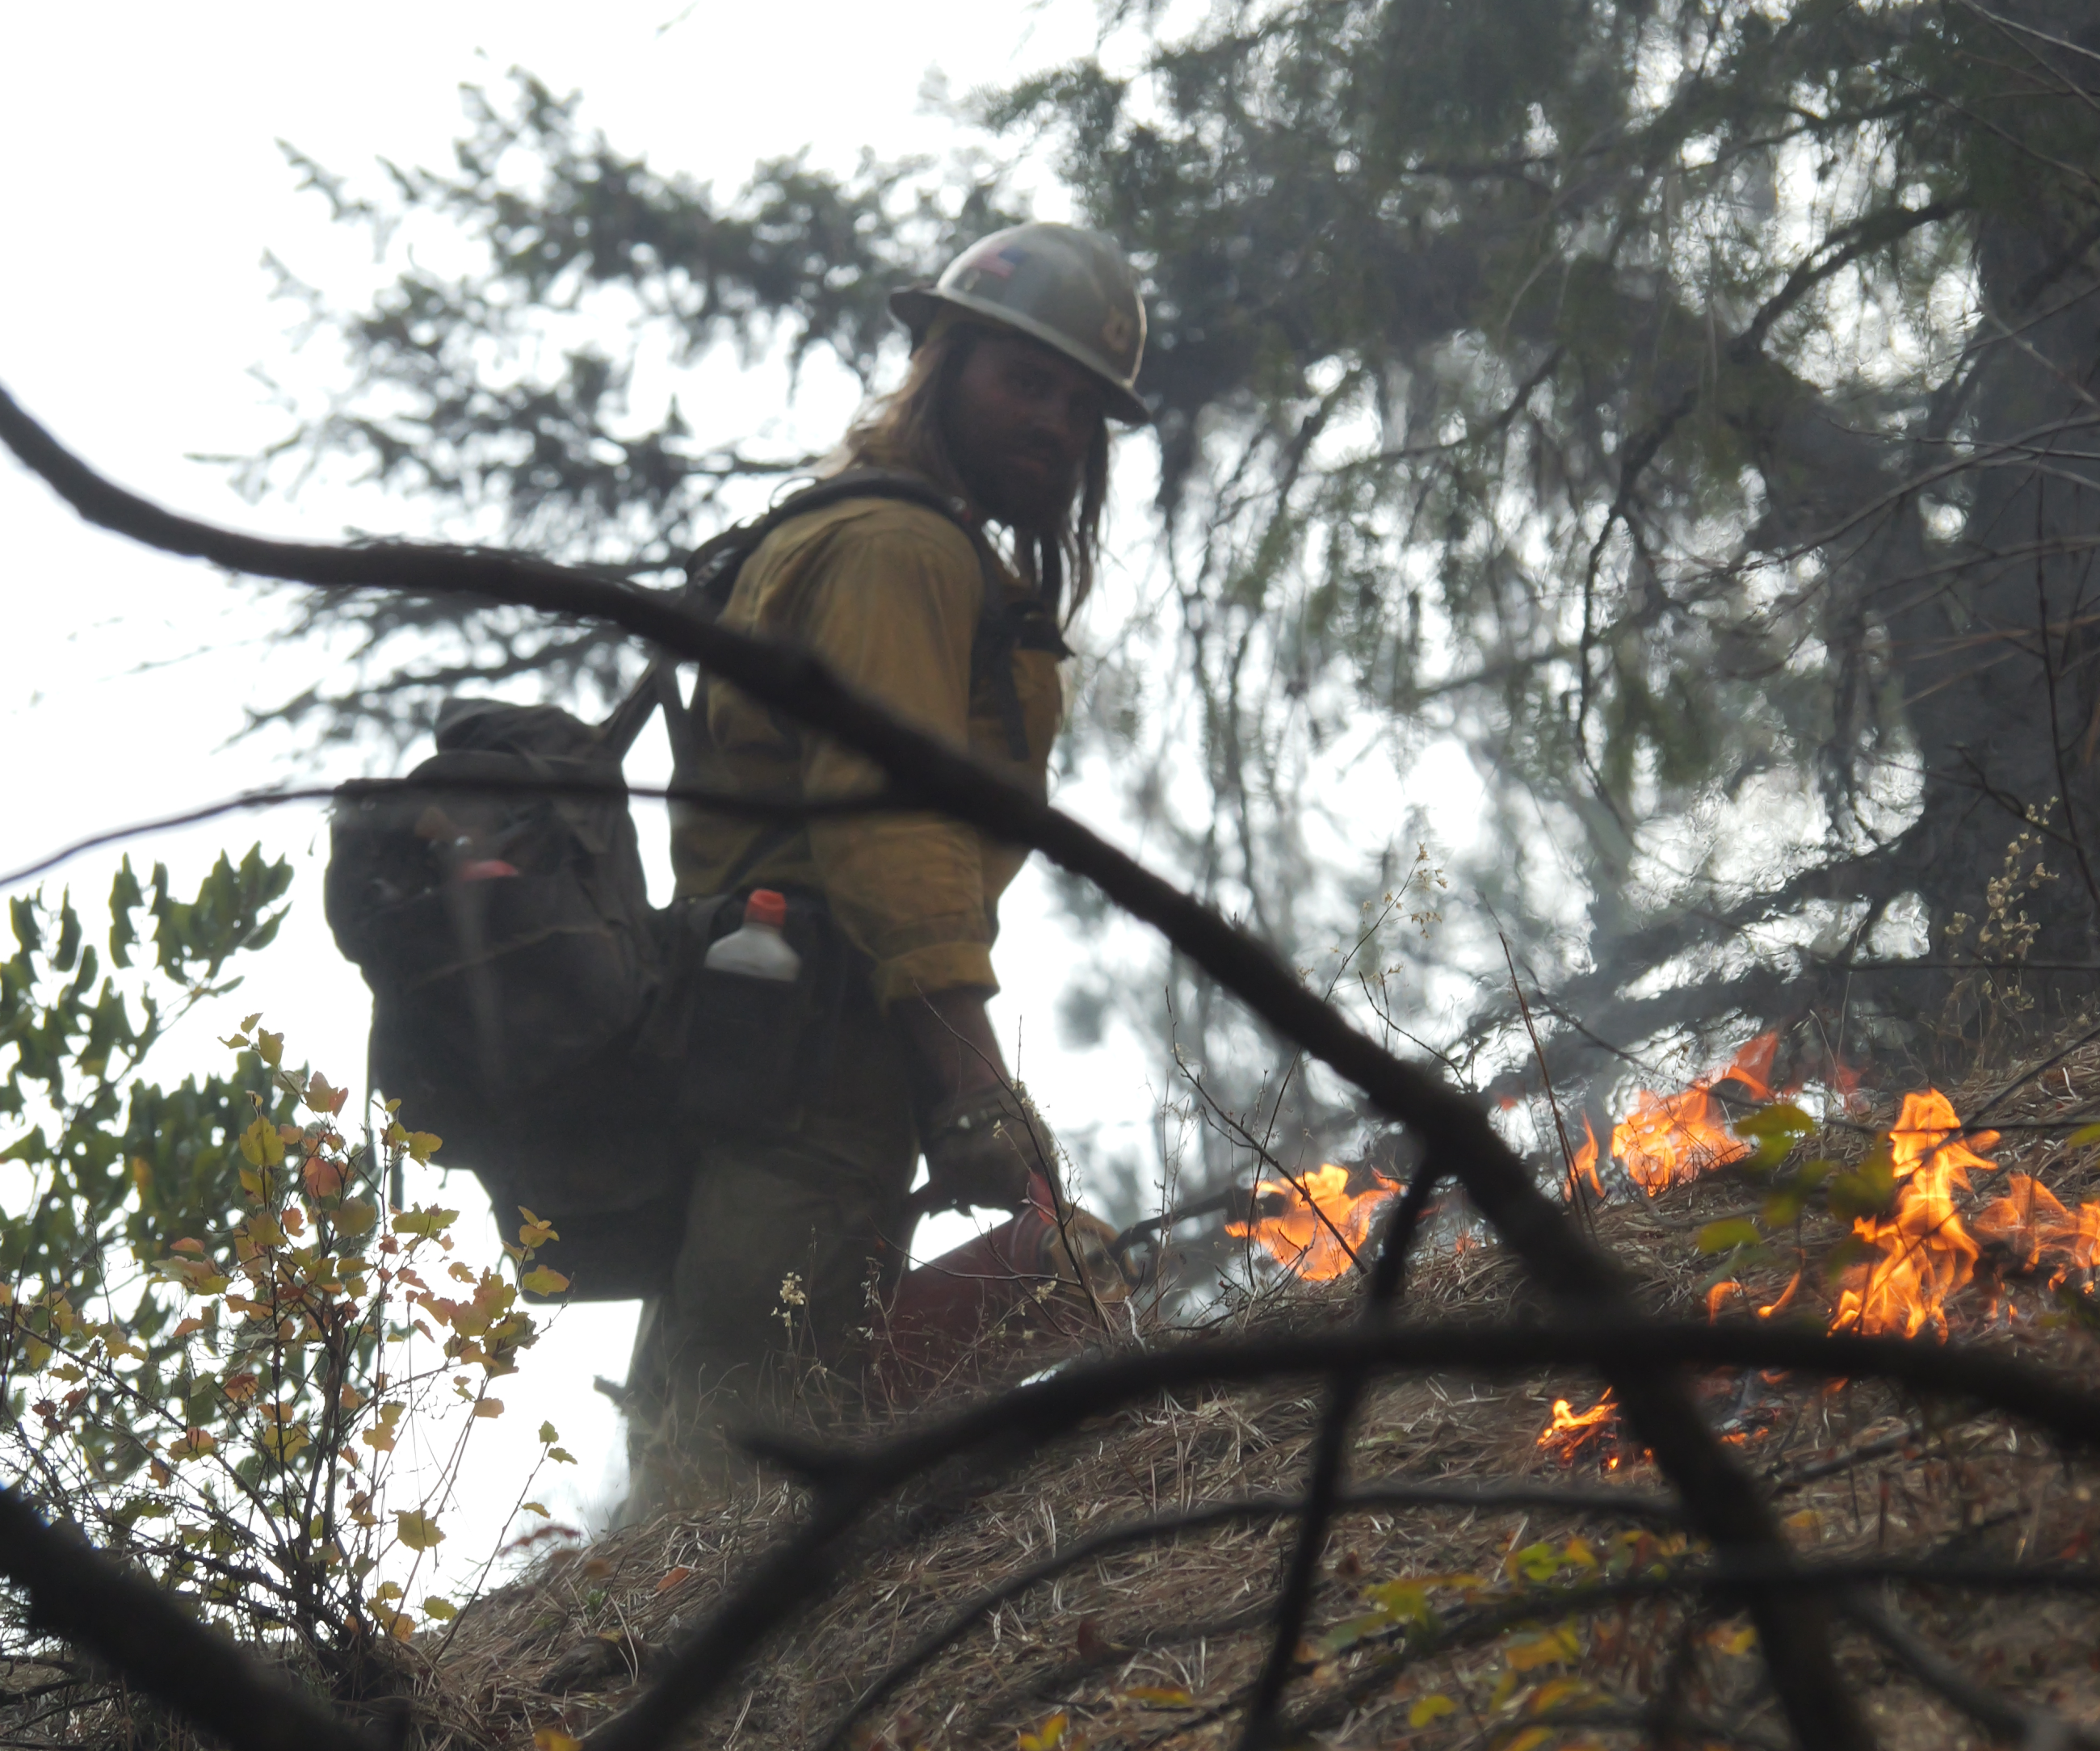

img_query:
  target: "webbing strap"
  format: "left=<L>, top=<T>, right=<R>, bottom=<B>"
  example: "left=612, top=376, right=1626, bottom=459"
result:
left=665, top=468, right=1056, bottom=762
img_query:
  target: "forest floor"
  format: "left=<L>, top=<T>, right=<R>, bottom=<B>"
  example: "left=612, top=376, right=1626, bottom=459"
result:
left=395, top=1042, right=2100, bottom=1750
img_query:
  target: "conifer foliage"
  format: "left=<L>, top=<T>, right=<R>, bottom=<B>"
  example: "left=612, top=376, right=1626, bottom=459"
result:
left=263, top=2, right=2100, bottom=1135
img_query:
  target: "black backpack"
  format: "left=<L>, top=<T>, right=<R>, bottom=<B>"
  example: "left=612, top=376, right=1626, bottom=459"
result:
left=325, top=471, right=1049, bottom=1300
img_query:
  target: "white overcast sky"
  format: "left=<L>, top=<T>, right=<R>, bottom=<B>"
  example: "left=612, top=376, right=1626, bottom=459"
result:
left=0, top=0, right=1188, bottom=1543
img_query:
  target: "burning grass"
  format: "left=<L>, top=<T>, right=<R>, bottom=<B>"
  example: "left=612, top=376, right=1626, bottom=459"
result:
left=51, top=1038, right=2100, bottom=1751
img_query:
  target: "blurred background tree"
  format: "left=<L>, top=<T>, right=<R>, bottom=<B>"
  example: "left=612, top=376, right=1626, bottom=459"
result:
left=248, top=0, right=2100, bottom=1211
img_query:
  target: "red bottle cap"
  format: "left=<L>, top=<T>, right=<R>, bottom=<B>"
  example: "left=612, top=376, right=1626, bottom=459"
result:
left=745, top=888, right=788, bottom=928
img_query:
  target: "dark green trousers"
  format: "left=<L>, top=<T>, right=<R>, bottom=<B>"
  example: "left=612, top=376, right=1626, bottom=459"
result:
left=622, top=982, right=917, bottom=1512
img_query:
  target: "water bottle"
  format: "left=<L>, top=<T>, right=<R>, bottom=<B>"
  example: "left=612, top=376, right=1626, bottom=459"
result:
left=704, top=888, right=801, bottom=981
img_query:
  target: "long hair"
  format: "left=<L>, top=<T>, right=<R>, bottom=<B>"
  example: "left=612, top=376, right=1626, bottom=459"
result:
left=831, top=320, right=1111, bottom=617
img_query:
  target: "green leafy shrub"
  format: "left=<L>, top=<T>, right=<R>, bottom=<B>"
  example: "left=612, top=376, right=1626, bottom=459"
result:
left=0, top=855, right=573, bottom=1678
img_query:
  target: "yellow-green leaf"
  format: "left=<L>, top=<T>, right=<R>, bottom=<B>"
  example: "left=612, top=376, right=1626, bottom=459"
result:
left=1829, top=1157, right=1896, bottom=1221
left=1505, top=1623, right=1581, bottom=1672
left=1017, top=1711, right=1069, bottom=1751
left=538, top=1421, right=561, bottom=1445
left=394, top=1509, right=445, bottom=1551
left=1314, top=1611, right=1393, bottom=1657
left=422, top=1597, right=459, bottom=1622
left=1408, top=1695, right=1455, bottom=1726
left=533, top=1732, right=580, bottom=1751
left=334, top=1199, right=378, bottom=1239
left=239, top=1116, right=285, bottom=1168
left=2068, top=1123, right=2100, bottom=1149
left=1696, top=1217, right=1762, bottom=1254
left=1123, top=1686, right=1194, bottom=1708
left=520, top=1266, right=569, bottom=1297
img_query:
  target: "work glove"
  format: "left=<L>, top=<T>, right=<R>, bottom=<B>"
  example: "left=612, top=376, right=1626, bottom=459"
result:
left=920, top=1082, right=1058, bottom=1212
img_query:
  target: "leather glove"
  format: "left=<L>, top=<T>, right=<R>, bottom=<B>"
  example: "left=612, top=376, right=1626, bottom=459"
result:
left=921, top=1082, right=1058, bottom=1212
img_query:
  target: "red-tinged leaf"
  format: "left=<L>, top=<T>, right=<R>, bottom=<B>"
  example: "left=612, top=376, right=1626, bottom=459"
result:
left=166, top=1428, right=216, bottom=1461
left=654, top=1566, right=695, bottom=1594
left=171, top=1316, right=205, bottom=1339
left=1075, top=1619, right=1123, bottom=1660
left=473, top=1397, right=505, bottom=1418
left=171, top=1238, right=206, bottom=1256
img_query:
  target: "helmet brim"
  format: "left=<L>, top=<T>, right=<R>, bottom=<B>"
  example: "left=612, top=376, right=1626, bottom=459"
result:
left=888, top=285, right=1152, bottom=426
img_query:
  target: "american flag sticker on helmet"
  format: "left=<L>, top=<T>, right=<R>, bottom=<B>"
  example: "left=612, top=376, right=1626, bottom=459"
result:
left=963, top=242, right=1026, bottom=280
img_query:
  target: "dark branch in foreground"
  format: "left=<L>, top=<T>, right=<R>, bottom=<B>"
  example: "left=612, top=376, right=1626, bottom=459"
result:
left=1241, top=1160, right=1443, bottom=1749
left=0, top=383, right=1861, bottom=1748
left=0, top=1489, right=376, bottom=1751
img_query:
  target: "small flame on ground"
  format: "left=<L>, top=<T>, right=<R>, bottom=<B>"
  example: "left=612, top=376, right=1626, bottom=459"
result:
left=1606, top=1032, right=1779, bottom=1195
left=1833, top=1090, right=1998, bottom=1340
left=1972, top=1174, right=2100, bottom=1283
left=1707, top=1268, right=1801, bottom=1323
left=1536, top=1389, right=1619, bottom=1465
left=1565, top=1115, right=1604, bottom=1201
left=1226, top=1163, right=1396, bottom=1282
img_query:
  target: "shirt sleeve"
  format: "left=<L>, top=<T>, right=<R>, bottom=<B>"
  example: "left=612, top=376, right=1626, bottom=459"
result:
left=792, top=511, right=1000, bottom=1004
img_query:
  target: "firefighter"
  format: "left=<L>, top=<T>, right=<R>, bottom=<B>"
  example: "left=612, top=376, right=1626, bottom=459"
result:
left=623, top=222, right=1148, bottom=1507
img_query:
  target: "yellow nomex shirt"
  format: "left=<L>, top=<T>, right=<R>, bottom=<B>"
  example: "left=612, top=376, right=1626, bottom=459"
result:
left=669, top=493, right=1062, bottom=1006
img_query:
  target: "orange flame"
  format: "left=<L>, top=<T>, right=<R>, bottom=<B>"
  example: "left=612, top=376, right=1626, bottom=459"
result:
left=1972, top=1174, right=2100, bottom=1283
left=1606, top=1032, right=1779, bottom=1195
left=1832, top=1090, right=1997, bottom=1339
left=1612, top=1086, right=1749, bottom=1193
left=1226, top=1163, right=1396, bottom=1282
left=1722, top=1032, right=1779, bottom=1101
left=1535, top=1389, right=1618, bottom=1464
left=1707, top=1267, right=1801, bottom=1324
left=1565, top=1115, right=1604, bottom=1201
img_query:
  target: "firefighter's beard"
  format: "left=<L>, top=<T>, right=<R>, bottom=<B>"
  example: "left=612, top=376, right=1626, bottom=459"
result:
left=945, top=418, right=1077, bottom=535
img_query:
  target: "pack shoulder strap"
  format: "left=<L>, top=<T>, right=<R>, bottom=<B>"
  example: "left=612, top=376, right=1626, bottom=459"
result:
left=678, top=469, right=1056, bottom=760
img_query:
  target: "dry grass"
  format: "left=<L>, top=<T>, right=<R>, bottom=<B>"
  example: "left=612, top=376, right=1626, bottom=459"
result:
left=74, top=1042, right=2100, bottom=1751
left=401, top=1042, right=2100, bottom=1751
